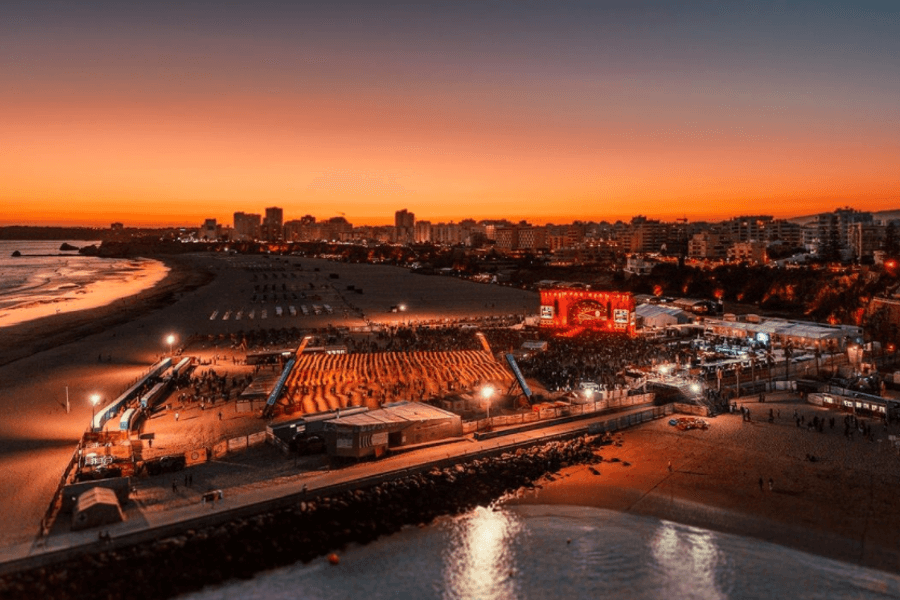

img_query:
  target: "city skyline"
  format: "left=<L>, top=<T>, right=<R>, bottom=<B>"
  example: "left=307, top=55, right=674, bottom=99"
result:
left=2, top=2, right=898, bottom=227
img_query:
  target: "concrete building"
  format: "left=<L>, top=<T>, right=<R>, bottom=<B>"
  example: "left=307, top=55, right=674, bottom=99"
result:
left=516, top=224, right=545, bottom=251
left=414, top=220, right=432, bottom=243
left=395, top=209, right=415, bottom=245
left=849, top=222, right=885, bottom=262
left=728, top=241, right=768, bottom=264
left=233, top=212, right=261, bottom=240
left=688, top=232, right=727, bottom=260
left=494, top=227, right=518, bottom=251
left=629, top=219, right=668, bottom=254
left=766, top=219, right=802, bottom=246
left=263, top=207, right=284, bottom=241
left=324, top=401, right=462, bottom=459
left=545, top=224, right=571, bottom=250
left=200, top=218, right=218, bottom=240
left=624, top=255, right=657, bottom=275
left=724, top=215, right=772, bottom=242
left=814, top=207, right=873, bottom=254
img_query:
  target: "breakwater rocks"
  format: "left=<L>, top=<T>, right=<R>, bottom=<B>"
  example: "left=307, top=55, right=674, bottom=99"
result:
left=1, top=436, right=602, bottom=600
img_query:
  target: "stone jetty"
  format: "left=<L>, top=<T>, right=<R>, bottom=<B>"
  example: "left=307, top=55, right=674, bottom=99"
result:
left=0, top=436, right=603, bottom=599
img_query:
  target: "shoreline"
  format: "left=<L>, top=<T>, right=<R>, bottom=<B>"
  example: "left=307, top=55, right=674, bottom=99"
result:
left=0, top=255, right=213, bottom=368
left=503, top=397, right=900, bottom=575
left=0, top=252, right=897, bottom=592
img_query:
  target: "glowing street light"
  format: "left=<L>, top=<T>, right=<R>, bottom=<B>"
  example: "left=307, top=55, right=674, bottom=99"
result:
left=90, top=394, right=100, bottom=428
left=166, top=334, right=176, bottom=356
left=481, top=385, right=495, bottom=420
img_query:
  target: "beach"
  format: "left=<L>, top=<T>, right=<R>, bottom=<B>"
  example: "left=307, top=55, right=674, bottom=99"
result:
left=0, top=252, right=898, bottom=579
left=0, top=252, right=535, bottom=547
left=505, top=393, right=900, bottom=574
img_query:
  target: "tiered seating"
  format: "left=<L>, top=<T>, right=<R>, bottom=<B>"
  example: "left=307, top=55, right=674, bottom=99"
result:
left=281, top=350, right=512, bottom=414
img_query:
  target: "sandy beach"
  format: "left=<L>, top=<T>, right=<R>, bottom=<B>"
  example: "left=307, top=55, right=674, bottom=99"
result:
left=1, top=252, right=899, bottom=578
left=506, top=392, right=900, bottom=574
left=0, top=253, right=535, bottom=546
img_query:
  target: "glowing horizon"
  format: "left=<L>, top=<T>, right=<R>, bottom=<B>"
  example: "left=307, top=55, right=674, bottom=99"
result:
left=2, top=2, right=898, bottom=228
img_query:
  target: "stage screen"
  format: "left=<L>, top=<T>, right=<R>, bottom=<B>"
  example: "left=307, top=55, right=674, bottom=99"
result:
left=539, top=289, right=635, bottom=334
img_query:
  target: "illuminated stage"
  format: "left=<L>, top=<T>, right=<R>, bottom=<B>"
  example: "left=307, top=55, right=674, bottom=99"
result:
left=539, top=289, right=635, bottom=335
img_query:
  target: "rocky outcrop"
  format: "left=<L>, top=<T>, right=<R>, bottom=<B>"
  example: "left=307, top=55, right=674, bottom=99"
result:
left=0, top=436, right=602, bottom=600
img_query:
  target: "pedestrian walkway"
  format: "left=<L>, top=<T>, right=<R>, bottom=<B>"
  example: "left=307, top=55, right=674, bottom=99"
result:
left=0, top=402, right=670, bottom=576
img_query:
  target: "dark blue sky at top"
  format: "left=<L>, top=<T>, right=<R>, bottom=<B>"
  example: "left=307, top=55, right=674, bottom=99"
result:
left=1, top=1, right=897, bottom=225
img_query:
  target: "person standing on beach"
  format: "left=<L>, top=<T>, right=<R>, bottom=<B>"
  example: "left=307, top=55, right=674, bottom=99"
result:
left=759, top=477, right=764, bottom=491
left=768, top=478, right=774, bottom=491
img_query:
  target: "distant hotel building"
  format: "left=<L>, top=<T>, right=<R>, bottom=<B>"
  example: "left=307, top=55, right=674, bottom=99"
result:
left=395, top=209, right=415, bottom=244
left=263, top=207, right=283, bottom=241
left=200, top=218, right=218, bottom=240
left=233, top=212, right=261, bottom=241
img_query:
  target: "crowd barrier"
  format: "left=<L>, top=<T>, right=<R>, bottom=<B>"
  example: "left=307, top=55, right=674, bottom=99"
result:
left=588, top=404, right=674, bottom=434
left=463, top=393, right=656, bottom=434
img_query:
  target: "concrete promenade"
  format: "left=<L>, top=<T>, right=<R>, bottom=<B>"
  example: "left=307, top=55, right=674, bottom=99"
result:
left=0, top=403, right=667, bottom=577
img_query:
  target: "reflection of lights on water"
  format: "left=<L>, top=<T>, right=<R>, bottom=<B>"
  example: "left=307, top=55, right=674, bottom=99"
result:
left=442, top=507, right=520, bottom=600
left=651, top=521, right=724, bottom=600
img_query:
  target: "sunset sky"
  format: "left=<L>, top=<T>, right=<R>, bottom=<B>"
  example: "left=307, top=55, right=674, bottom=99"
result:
left=1, top=1, right=898, bottom=227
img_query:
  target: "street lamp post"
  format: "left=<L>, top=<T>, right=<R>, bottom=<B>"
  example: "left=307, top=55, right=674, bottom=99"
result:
left=481, top=385, right=495, bottom=421
left=166, top=334, right=176, bottom=356
left=90, top=394, right=100, bottom=431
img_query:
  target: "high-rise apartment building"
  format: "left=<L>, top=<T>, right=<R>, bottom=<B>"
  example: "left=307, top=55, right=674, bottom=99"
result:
left=394, top=209, right=415, bottom=244
left=233, top=212, right=261, bottom=240
left=263, top=207, right=284, bottom=241
left=414, top=220, right=432, bottom=243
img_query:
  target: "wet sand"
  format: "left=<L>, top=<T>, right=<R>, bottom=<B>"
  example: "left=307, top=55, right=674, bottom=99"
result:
left=505, top=393, right=900, bottom=574
left=0, top=258, right=171, bottom=329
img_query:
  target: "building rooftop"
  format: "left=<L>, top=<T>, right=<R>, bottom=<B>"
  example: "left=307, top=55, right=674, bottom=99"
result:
left=331, top=401, right=458, bottom=428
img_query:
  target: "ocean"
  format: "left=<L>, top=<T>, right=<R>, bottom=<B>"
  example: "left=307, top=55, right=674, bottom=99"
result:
left=0, top=240, right=168, bottom=327
left=182, top=504, right=900, bottom=600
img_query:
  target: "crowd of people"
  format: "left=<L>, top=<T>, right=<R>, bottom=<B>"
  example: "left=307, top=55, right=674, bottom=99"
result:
left=514, top=331, right=678, bottom=392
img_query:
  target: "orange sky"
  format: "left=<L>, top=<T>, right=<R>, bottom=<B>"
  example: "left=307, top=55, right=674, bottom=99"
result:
left=1, top=3, right=898, bottom=227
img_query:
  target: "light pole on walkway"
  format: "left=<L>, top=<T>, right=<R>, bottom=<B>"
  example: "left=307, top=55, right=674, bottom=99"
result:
left=90, top=394, right=100, bottom=430
left=481, top=385, right=495, bottom=421
left=166, top=334, right=176, bottom=356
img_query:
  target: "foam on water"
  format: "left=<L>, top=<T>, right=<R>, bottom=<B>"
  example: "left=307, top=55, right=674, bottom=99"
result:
left=0, top=240, right=168, bottom=326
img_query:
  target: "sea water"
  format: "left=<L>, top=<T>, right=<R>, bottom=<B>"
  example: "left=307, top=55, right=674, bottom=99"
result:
left=0, top=240, right=166, bottom=326
left=183, top=505, right=900, bottom=600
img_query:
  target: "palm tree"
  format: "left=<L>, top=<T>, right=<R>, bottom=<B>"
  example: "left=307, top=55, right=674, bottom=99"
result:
left=783, top=340, right=794, bottom=384
left=814, top=344, right=821, bottom=378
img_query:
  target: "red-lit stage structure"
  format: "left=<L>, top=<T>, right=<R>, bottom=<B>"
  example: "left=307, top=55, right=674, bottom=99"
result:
left=539, top=289, right=636, bottom=335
